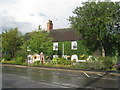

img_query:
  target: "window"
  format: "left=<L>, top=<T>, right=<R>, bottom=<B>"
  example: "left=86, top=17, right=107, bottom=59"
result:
left=71, top=41, right=77, bottom=50
left=53, top=42, right=58, bottom=50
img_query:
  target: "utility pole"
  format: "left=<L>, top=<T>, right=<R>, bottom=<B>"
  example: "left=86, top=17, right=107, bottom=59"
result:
left=62, top=43, right=64, bottom=57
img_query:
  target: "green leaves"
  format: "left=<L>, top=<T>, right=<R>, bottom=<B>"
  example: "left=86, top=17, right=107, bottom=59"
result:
left=69, top=2, right=120, bottom=56
left=2, top=28, right=23, bottom=60
left=27, top=30, right=53, bottom=55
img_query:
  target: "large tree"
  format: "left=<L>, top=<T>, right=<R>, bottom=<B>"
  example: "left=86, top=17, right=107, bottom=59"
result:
left=22, top=28, right=53, bottom=56
left=2, top=28, right=23, bottom=60
left=69, top=2, right=120, bottom=57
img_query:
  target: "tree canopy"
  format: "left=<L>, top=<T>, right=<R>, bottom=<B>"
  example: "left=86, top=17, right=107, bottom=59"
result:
left=2, top=28, right=23, bottom=60
left=22, top=29, right=53, bottom=56
left=69, top=2, right=120, bottom=57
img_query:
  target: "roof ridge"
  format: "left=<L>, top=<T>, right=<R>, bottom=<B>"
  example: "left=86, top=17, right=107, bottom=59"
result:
left=52, top=28, right=74, bottom=31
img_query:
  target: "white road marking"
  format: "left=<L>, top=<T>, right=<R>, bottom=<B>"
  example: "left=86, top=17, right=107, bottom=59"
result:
left=21, top=76, right=29, bottom=79
left=84, top=72, right=90, bottom=77
left=62, top=83, right=79, bottom=88
left=97, top=73, right=102, bottom=76
left=40, top=80, right=46, bottom=82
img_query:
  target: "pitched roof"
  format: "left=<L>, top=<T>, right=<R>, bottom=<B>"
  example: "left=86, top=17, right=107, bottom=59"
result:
left=25, top=28, right=82, bottom=42
left=48, top=28, right=82, bottom=42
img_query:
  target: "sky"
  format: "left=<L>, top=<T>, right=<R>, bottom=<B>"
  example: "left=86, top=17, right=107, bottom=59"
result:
left=0, top=0, right=119, bottom=34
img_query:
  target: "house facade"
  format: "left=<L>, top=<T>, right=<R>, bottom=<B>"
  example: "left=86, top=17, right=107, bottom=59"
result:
left=47, top=20, right=86, bottom=60
left=25, top=20, right=100, bottom=61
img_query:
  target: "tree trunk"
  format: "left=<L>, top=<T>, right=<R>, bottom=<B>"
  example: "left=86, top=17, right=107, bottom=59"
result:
left=100, top=42, right=106, bottom=57
left=101, top=45, right=105, bottom=57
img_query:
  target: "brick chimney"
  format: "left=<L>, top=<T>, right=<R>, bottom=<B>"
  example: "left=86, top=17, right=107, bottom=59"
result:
left=47, top=20, right=53, bottom=33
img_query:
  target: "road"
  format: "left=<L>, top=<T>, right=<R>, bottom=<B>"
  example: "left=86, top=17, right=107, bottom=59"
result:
left=2, top=65, right=120, bottom=89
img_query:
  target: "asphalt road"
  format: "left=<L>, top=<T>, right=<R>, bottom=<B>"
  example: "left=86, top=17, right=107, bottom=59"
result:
left=2, top=65, right=120, bottom=89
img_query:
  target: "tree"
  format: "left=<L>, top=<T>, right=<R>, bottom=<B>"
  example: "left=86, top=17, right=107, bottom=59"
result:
left=2, top=28, right=23, bottom=60
left=69, top=2, right=120, bottom=57
left=22, top=28, right=53, bottom=56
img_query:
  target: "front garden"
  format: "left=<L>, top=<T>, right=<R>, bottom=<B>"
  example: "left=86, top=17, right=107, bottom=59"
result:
left=2, top=56, right=118, bottom=71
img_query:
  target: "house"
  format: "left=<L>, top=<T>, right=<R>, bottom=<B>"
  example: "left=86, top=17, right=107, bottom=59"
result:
left=47, top=20, right=83, bottom=60
left=25, top=20, right=96, bottom=61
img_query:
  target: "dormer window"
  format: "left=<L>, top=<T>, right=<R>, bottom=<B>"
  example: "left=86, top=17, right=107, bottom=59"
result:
left=71, top=41, right=77, bottom=50
left=53, top=42, right=58, bottom=50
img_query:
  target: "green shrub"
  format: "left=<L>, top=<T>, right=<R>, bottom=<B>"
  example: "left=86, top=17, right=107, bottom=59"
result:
left=75, top=60, right=106, bottom=70
left=15, top=50, right=27, bottom=59
left=98, top=57, right=113, bottom=69
left=58, top=59, right=71, bottom=65
left=22, top=62, right=28, bottom=66
left=34, top=60, right=40, bottom=65
left=51, top=58, right=60, bottom=64
left=2, top=54, right=11, bottom=61
left=2, top=61, right=15, bottom=64
left=13, top=56, right=24, bottom=65
left=52, top=57, right=60, bottom=60
left=51, top=57, right=71, bottom=65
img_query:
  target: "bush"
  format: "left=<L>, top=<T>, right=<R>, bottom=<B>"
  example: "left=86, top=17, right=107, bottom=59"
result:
left=13, top=56, right=24, bottom=65
left=98, top=57, right=113, bottom=69
left=2, top=61, right=15, bottom=64
left=75, top=60, right=107, bottom=70
left=51, top=58, right=60, bottom=64
left=2, top=54, right=11, bottom=61
left=15, top=50, right=27, bottom=59
left=22, top=62, right=28, bottom=66
left=34, top=60, right=40, bottom=65
left=58, top=59, right=71, bottom=65
left=51, top=57, right=71, bottom=65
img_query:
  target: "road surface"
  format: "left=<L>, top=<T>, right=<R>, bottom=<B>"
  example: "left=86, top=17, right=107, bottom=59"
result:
left=2, top=65, right=120, bottom=89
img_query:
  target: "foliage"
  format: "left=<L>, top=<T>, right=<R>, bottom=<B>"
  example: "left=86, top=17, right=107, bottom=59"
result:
left=75, top=61, right=105, bottom=70
left=51, top=57, right=71, bottom=65
left=98, top=57, right=114, bottom=69
left=69, top=2, right=120, bottom=57
left=79, top=54, right=88, bottom=60
left=22, top=62, right=28, bottom=66
left=13, top=56, right=24, bottom=65
left=2, top=54, right=11, bottom=61
left=2, top=28, right=23, bottom=60
left=2, top=61, right=15, bottom=64
left=53, top=40, right=89, bottom=58
left=34, top=60, right=40, bottom=65
left=57, top=58, right=71, bottom=65
left=15, top=50, right=27, bottom=60
left=51, top=58, right=60, bottom=64
left=22, top=28, right=53, bottom=56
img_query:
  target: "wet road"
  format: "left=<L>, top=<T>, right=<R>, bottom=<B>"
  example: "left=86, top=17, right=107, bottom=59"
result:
left=2, top=65, right=120, bottom=89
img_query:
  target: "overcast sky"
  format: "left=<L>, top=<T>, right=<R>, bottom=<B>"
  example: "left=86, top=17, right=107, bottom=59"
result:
left=0, top=0, right=119, bottom=34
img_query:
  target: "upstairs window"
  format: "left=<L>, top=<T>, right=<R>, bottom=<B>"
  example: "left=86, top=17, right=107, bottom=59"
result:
left=53, top=42, right=58, bottom=50
left=71, top=41, right=77, bottom=50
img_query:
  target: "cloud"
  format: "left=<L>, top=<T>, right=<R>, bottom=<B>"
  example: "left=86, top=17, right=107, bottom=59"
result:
left=38, top=13, right=47, bottom=17
left=1, top=16, right=34, bottom=34
left=0, top=0, right=85, bottom=33
left=30, top=14, right=34, bottom=16
left=3, top=0, right=119, bottom=34
left=0, top=0, right=16, bottom=3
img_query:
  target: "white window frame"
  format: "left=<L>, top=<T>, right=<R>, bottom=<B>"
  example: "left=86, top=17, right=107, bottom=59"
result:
left=53, top=42, right=58, bottom=50
left=71, top=41, right=77, bottom=50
